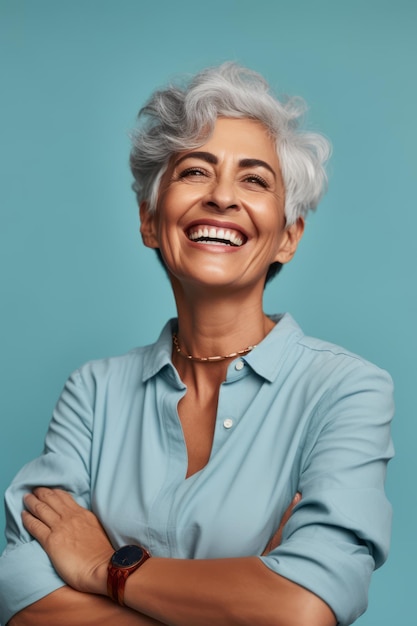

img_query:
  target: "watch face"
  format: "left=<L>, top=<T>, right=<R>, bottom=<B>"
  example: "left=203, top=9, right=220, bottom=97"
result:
left=112, top=545, right=145, bottom=568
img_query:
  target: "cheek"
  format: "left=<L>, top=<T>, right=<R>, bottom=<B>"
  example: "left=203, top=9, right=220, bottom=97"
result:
left=255, top=203, right=285, bottom=235
left=156, top=221, right=185, bottom=265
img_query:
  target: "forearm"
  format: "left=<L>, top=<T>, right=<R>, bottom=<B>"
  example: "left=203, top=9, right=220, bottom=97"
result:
left=124, top=556, right=337, bottom=626
left=8, top=586, right=166, bottom=626
left=18, top=490, right=336, bottom=625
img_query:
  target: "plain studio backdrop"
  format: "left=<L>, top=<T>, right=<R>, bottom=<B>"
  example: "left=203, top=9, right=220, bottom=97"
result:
left=0, top=1, right=415, bottom=623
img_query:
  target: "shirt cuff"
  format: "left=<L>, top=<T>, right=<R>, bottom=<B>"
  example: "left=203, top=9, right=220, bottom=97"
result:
left=259, top=538, right=374, bottom=626
left=0, top=540, right=65, bottom=624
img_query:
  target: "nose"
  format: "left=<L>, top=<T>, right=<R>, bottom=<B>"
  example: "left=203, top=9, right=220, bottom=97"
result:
left=203, top=176, right=240, bottom=212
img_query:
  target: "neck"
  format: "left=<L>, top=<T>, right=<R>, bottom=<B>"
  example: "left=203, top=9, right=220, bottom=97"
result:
left=171, top=279, right=275, bottom=373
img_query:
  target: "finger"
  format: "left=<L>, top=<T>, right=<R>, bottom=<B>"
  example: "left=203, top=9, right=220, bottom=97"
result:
left=261, top=492, right=302, bottom=555
left=32, top=487, right=80, bottom=515
left=33, top=486, right=66, bottom=506
left=22, top=509, right=51, bottom=545
left=280, top=491, right=301, bottom=527
left=24, top=492, right=61, bottom=527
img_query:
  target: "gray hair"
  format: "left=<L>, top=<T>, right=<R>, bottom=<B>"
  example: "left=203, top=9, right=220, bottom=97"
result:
left=130, top=62, right=331, bottom=225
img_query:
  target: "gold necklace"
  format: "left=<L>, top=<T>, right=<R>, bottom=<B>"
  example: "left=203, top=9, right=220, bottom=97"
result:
left=172, top=333, right=256, bottom=363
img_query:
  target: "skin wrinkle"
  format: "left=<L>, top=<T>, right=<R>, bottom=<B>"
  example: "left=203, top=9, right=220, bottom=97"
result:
left=173, top=151, right=278, bottom=181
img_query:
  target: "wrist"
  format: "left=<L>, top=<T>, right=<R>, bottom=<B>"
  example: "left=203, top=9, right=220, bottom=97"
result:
left=92, top=558, right=113, bottom=596
left=107, top=545, right=151, bottom=605
left=74, top=548, right=114, bottom=596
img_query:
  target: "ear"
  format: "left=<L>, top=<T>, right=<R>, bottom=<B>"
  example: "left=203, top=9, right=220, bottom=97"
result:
left=274, top=217, right=305, bottom=264
left=139, top=202, right=159, bottom=249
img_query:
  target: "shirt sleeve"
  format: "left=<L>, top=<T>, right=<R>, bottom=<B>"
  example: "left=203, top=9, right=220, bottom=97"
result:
left=259, top=360, right=394, bottom=626
left=0, top=369, right=93, bottom=625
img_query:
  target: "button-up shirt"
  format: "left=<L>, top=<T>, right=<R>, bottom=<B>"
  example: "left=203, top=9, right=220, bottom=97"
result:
left=0, top=314, right=394, bottom=625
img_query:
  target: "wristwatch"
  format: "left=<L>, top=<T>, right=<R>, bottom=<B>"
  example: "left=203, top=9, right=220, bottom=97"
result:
left=107, top=544, right=151, bottom=605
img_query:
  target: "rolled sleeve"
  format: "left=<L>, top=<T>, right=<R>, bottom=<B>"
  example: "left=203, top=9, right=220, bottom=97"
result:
left=260, top=363, right=394, bottom=625
left=0, top=369, right=93, bottom=624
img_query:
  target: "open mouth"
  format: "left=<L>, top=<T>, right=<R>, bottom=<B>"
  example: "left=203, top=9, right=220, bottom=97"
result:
left=187, top=225, right=246, bottom=247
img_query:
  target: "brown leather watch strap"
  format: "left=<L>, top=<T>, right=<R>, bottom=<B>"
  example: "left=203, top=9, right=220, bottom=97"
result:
left=107, top=566, right=131, bottom=605
left=107, top=545, right=150, bottom=606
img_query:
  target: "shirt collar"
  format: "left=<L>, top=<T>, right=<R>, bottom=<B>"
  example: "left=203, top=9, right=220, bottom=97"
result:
left=142, top=314, right=304, bottom=385
left=235, top=313, right=304, bottom=383
left=142, top=319, right=181, bottom=384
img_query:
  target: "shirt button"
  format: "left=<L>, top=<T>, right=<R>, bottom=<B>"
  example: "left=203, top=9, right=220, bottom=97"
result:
left=235, top=360, right=244, bottom=371
left=223, top=418, right=234, bottom=429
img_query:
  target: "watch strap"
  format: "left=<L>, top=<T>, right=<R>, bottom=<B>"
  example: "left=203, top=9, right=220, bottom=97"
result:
left=107, top=545, right=150, bottom=606
left=107, top=566, right=131, bottom=605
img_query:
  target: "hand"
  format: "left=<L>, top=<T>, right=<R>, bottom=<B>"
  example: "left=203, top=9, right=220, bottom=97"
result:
left=262, top=492, right=301, bottom=555
left=22, top=487, right=114, bottom=595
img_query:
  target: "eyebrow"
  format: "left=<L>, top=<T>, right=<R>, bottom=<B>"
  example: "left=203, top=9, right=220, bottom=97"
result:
left=174, top=152, right=276, bottom=178
left=239, top=158, right=276, bottom=178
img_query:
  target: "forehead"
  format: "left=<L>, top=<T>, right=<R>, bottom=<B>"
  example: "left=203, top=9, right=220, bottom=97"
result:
left=190, top=117, right=278, bottom=163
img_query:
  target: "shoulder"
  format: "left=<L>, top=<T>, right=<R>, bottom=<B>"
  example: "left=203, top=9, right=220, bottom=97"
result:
left=268, top=313, right=393, bottom=386
left=291, top=329, right=394, bottom=443
left=297, top=332, right=393, bottom=392
left=67, top=319, right=176, bottom=394
left=264, top=314, right=394, bottom=427
left=78, top=344, right=151, bottom=379
left=67, top=345, right=149, bottom=396
left=280, top=313, right=393, bottom=385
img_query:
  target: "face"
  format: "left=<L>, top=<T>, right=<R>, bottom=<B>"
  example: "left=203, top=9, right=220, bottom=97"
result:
left=140, top=117, right=304, bottom=292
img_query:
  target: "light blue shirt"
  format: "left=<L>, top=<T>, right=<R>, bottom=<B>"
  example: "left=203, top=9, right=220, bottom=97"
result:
left=0, top=314, right=394, bottom=625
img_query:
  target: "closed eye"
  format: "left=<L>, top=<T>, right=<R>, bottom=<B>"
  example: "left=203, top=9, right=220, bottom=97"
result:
left=242, top=174, right=269, bottom=188
left=178, top=167, right=209, bottom=179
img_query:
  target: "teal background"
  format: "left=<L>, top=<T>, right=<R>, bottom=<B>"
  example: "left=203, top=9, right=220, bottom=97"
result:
left=1, top=1, right=415, bottom=623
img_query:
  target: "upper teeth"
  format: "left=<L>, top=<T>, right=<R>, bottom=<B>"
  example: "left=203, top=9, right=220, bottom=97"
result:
left=188, top=226, right=244, bottom=247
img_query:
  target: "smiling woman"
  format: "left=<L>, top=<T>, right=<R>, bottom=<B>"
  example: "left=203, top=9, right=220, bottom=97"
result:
left=140, top=117, right=302, bottom=298
left=0, top=63, right=394, bottom=626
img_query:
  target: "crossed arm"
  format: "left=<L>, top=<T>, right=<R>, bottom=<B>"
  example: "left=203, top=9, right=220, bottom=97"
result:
left=6, top=360, right=393, bottom=625
left=9, top=488, right=335, bottom=626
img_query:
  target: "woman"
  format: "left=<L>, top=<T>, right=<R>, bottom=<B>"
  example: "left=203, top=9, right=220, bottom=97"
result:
left=0, top=63, right=394, bottom=626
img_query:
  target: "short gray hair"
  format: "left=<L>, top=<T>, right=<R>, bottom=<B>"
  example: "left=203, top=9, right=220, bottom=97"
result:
left=130, top=62, right=331, bottom=225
